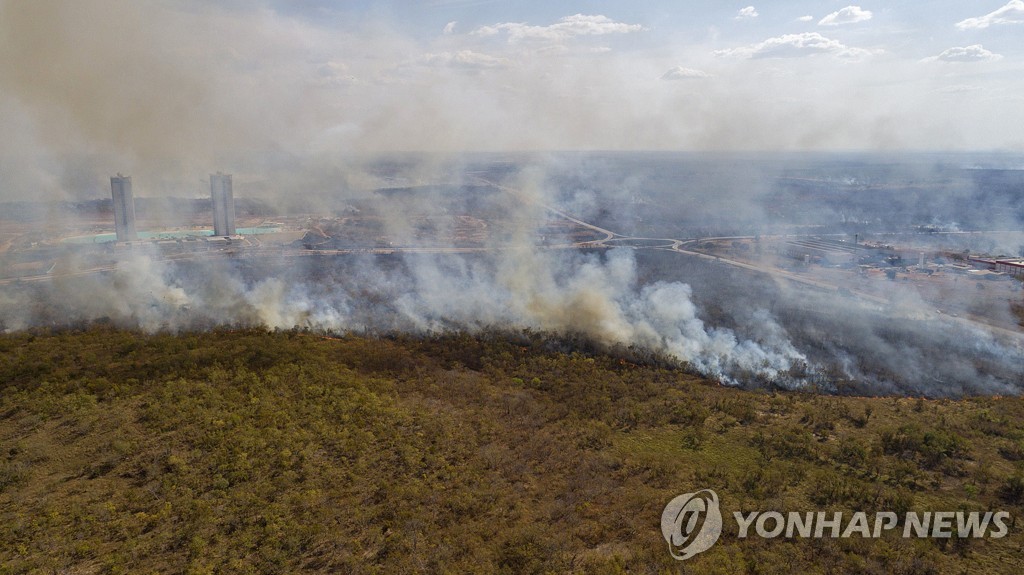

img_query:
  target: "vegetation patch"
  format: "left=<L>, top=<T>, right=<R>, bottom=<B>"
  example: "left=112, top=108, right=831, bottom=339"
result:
left=1, top=328, right=1023, bottom=573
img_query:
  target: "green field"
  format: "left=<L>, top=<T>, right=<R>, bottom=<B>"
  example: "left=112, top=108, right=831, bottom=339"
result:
left=1, top=328, right=1023, bottom=573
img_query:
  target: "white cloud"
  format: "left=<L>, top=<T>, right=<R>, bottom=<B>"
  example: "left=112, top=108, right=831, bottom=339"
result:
left=715, top=32, right=873, bottom=59
left=797, top=15, right=814, bottom=22
left=315, top=61, right=358, bottom=86
left=420, top=50, right=510, bottom=70
left=818, top=6, right=873, bottom=26
left=955, top=0, right=1024, bottom=30
left=660, top=66, right=712, bottom=80
left=736, top=6, right=759, bottom=20
left=926, top=44, right=1003, bottom=62
left=473, top=14, right=644, bottom=43
left=443, top=21, right=457, bottom=35
left=937, top=84, right=982, bottom=94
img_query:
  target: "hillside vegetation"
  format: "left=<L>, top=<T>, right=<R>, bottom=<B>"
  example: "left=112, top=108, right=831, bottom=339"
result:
left=1, top=328, right=1024, bottom=574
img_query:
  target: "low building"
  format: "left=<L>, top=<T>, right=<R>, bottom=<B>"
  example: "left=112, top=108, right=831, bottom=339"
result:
left=970, top=257, right=1024, bottom=278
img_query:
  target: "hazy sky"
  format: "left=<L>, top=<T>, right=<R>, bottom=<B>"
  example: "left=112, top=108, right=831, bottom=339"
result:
left=1, top=1, right=1023, bottom=198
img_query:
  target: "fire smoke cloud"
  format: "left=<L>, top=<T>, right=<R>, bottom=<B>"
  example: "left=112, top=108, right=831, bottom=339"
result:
left=0, top=244, right=807, bottom=386
left=3, top=3, right=1024, bottom=396
left=0, top=159, right=810, bottom=387
left=3, top=156, right=1024, bottom=397
left=4, top=1, right=1022, bottom=202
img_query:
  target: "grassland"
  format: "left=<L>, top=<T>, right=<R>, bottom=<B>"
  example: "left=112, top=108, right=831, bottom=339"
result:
left=1, top=328, right=1023, bottom=573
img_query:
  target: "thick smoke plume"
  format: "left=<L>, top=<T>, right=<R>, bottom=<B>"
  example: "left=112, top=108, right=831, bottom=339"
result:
left=0, top=164, right=809, bottom=387
left=3, top=153, right=1024, bottom=397
left=2, top=3, right=1024, bottom=397
left=5, top=250, right=801, bottom=386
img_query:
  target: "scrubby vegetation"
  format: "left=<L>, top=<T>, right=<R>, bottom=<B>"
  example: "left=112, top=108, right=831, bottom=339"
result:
left=1, top=327, right=1023, bottom=573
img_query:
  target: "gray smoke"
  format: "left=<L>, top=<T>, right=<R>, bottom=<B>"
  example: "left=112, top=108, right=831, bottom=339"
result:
left=0, top=172, right=810, bottom=387
left=3, top=2, right=1024, bottom=396
left=4, top=153, right=1024, bottom=396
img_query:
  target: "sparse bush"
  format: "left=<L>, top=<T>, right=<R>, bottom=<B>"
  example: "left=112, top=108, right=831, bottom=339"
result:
left=668, top=399, right=709, bottom=427
left=752, top=426, right=816, bottom=461
left=878, top=425, right=967, bottom=470
left=849, top=406, right=872, bottom=428
left=998, top=440, right=1024, bottom=462
left=715, top=397, right=758, bottom=425
left=1000, top=474, right=1024, bottom=505
left=834, top=438, right=869, bottom=469
left=740, top=464, right=786, bottom=499
left=808, top=468, right=869, bottom=507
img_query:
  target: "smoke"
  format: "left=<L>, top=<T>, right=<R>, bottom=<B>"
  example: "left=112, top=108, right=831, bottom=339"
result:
left=5, top=1, right=1023, bottom=202
left=0, top=0, right=365, bottom=200
left=0, top=244, right=806, bottom=386
left=3, top=151, right=1024, bottom=396
left=2, top=3, right=1024, bottom=396
left=0, top=160, right=811, bottom=387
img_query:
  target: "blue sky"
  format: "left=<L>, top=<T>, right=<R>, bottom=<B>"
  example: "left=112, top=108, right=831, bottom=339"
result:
left=268, top=0, right=1023, bottom=57
left=1, top=1, right=1023, bottom=197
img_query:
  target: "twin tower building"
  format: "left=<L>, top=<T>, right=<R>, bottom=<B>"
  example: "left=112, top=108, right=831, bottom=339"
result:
left=110, top=173, right=235, bottom=241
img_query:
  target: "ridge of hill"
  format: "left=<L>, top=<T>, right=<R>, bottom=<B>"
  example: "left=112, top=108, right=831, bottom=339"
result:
left=1, top=328, right=1023, bottom=573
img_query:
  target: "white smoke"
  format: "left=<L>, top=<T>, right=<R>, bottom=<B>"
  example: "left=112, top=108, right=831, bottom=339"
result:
left=0, top=241, right=810, bottom=387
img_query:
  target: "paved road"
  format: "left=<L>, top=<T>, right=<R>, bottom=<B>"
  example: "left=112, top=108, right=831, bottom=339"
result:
left=472, top=177, right=619, bottom=242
